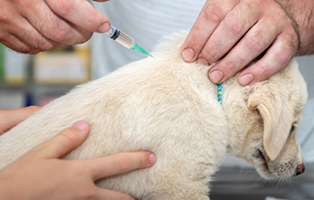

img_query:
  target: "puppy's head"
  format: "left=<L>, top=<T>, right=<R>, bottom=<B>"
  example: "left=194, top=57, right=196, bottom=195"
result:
left=155, top=31, right=307, bottom=179
left=235, top=60, right=307, bottom=179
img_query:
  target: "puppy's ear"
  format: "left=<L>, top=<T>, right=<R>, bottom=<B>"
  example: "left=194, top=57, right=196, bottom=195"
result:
left=248, top=85, right=293, bottom=160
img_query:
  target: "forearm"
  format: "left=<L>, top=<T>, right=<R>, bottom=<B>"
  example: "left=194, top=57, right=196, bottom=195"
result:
left=276, top=0, right=314, bottom=55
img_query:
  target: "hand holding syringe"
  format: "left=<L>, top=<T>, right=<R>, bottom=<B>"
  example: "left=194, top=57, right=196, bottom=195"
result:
left=104, top=25, right=152, bottom=57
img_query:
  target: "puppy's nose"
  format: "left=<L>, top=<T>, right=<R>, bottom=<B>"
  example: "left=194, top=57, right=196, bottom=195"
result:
left=296, top=163, right=305, bottom=175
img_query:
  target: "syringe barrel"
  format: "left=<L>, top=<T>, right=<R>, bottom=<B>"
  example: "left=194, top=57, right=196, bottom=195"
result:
left=104, top=25, right=134, bottom=49
left=115, top=31, right=134, bottom=49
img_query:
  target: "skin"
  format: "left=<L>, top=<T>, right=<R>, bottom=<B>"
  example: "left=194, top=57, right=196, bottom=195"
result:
left=0, top=0, right=110, bottom=54
left=0, top=107, right=156, bottom=200
left=182, top=0, right=314, bottom=85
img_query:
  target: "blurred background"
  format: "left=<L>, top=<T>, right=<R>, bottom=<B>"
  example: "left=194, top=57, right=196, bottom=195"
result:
left=0, top=43, right=90, bottom=108
left=0, top=42, right=313, bottom=200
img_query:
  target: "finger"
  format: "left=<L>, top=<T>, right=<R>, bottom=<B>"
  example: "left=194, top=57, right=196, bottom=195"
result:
left=45, top=0, right=111, bottom=33
left=30, top=121, right=90, bottom=158
left=89, top=151, right=156, bottom=180
left=208, top=17, right=280, bottom=83
left=182, top=0, right=239, bottom=62
left=238, top=32, right=297, bottom=85
left=16, top=18, right=67, bottom=53
left=94, top=188, right=135, bottom=200
left=0, top=16, right=33, bottom=53
left=4, top=17, right=65, bottom=53
left=0, top=106, right=41, bottom=135
left=200, top=1, right=262, bottom=65
left=0, top=33, right=32, bottom=54
left=0, top=1, right=50, bottom=53
left=21, top=2, right=92, bottom=45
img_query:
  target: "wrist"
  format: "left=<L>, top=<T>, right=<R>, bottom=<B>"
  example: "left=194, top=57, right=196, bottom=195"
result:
left=275, top=0, right=314, bottom=55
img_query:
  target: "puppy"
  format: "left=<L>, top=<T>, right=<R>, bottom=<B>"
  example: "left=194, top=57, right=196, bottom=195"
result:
left=0, top=32, right=308, bottom=200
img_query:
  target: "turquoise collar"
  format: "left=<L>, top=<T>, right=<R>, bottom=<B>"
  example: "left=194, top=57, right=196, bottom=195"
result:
left=218, top=83, right=223, bottom=105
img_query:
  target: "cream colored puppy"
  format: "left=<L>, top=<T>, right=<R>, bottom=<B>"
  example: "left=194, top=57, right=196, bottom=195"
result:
left=0, top=32, right=308, bottom=200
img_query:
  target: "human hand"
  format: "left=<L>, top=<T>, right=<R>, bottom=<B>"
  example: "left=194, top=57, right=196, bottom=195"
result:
left=182, top=0, right=299, bottom=86
left=0, top=0, right=110, bottom=54
left=0, top=106, right=41, bottom=135
left=0, top=120, right=156, bottom=200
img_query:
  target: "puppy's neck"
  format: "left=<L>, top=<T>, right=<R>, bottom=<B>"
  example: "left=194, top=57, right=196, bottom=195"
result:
left=218, top=76, right=255, bottom=156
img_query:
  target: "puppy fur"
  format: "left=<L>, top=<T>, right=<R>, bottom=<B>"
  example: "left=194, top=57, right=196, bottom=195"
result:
left=0, top=32, right=308, bottom=200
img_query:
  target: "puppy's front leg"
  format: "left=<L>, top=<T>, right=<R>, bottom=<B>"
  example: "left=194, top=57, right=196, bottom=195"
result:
left=146, top=174, right=211, bottom=200
left=142, top=155, right=215, bottom=200
left=149, top=193, right=210, bottom=200
left=97, top=148, right=215, bottom=200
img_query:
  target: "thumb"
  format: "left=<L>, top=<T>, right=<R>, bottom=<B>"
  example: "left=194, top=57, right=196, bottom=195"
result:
left=31, top=121, right=90, bottom=159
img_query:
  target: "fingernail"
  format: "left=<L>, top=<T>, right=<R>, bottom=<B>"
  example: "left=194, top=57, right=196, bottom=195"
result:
left=74, top=121, right=88, bottom=131
left=182, top=48, right=195, bottom=62
left=209, top=70, right=224, bottom=83
left=197, top=58, right=209, bottom=66
left=149, top=154, right=156, bottom=165
left=98, top=23, right=110, bottom=33
left=239, top=74, right=254, bottom=86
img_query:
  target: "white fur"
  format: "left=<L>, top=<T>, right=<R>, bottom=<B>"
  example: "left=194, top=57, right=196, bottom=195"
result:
left=0, top=32, right=308, bottom=200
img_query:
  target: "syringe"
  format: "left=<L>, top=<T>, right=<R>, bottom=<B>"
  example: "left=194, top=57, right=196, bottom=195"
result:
left=104, top=25, right=152, bottom=57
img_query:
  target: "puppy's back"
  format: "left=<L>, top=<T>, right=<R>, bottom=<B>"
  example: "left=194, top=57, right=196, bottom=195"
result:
left=0, top=32, right=225, bottom=170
